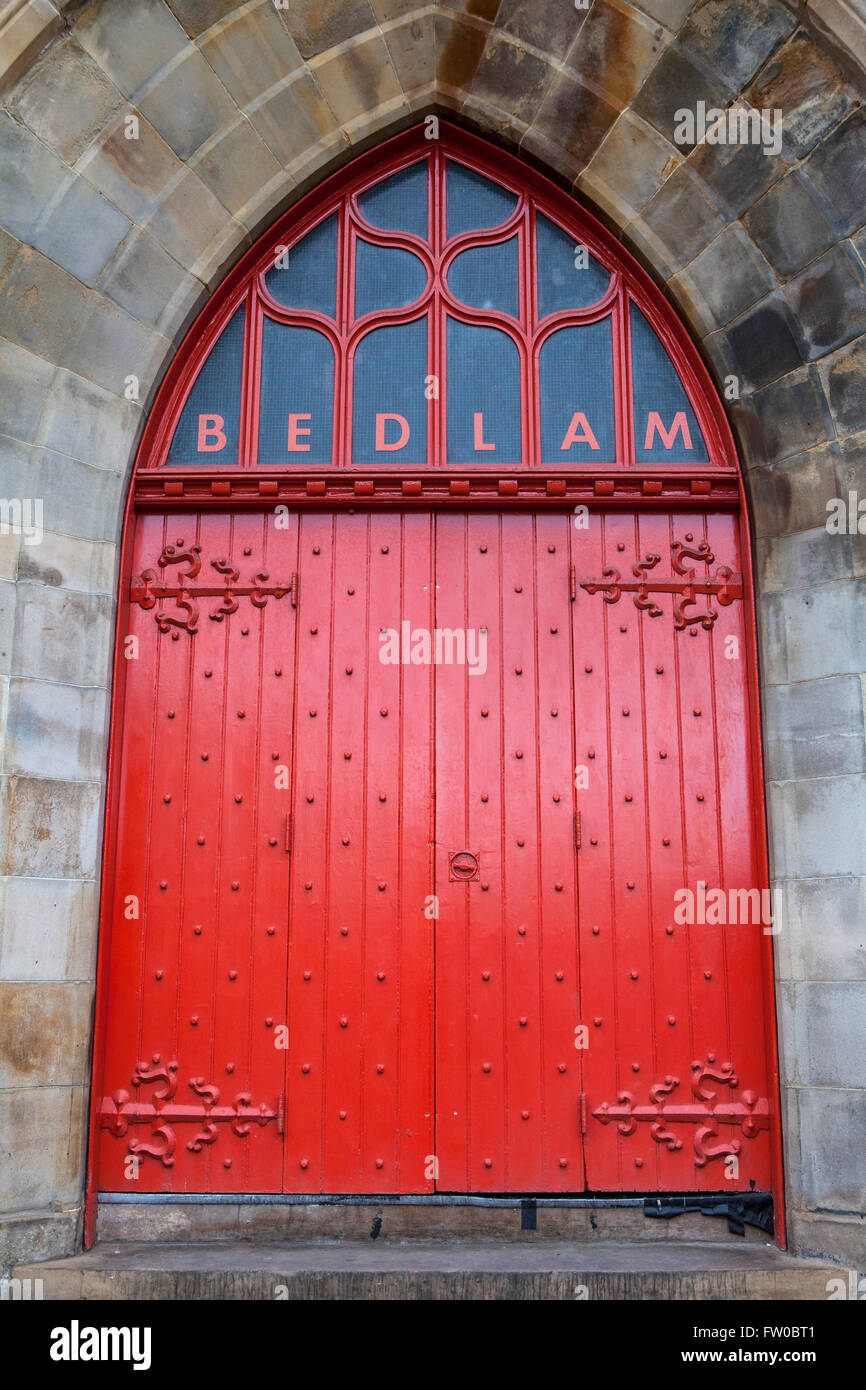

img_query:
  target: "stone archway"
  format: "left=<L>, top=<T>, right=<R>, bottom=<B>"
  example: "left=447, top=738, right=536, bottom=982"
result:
left=0, top=0, right=863, bottom=1270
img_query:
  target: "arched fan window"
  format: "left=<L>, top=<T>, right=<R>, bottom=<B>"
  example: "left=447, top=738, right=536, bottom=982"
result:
left=152, top=128, right=727, bottom=472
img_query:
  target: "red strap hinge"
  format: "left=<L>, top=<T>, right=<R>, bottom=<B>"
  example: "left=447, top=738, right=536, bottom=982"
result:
left=579, top=1092, right=587, bottom=1135
left=285, top=813, right=293, bottom=854
left=574, top=809, right=581, bottom=850
left=277, top=1092, right=285, bottom=1136
left=290, top=571, right=298, bottom=608
left=569, top=562, right=576, bottom=601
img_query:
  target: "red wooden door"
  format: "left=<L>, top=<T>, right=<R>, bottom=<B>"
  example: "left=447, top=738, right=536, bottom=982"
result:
left=434, top=512, right=584, bottom=1192
left=283, top=511, right=435, bottom=1193
left=571, top=510, right=773, bottom=1193
left=96, top=510, right=298, bottom=1191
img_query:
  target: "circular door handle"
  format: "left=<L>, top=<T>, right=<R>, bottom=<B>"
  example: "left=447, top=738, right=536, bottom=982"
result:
left=450, top=851, right=479, bottom=881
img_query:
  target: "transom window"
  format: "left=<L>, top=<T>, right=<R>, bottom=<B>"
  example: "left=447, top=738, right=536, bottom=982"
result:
left=154, top=129, right=723, bottom=471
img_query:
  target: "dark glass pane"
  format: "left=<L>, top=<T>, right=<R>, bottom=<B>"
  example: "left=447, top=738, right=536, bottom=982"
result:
left=357, top=161, right=428, bottom=240
left=447, top=236, right=519, bottom=317
left=258, top=320, right=334, bottom=466
left=352, top=318, right=428, bottom=465
left=446, top=161, right=517, bottom=240
left=264, top=213, right=338, bottom=317
left=630, top=304, right=708, bottom=464
left=536, top=213, right=611, bottom=317
left=167, top=304, right=245, bottom=465
left=354, top=239, right=427, bottom=318
left=540, top=321, right=616, bottom=464
left=446, top=318, right=521, bottom=464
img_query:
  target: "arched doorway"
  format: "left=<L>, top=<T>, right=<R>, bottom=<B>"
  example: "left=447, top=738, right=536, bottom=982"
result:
left=87, top=123, right=783, bottom=1230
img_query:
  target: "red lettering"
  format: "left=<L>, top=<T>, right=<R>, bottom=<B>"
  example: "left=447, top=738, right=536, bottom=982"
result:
left=197, top=414, right=226, bottom=452
left=560, top=412, right=600, bottom=451
left=375, top=413, right=410, bottom=451
left=287, top=413, right=312, bottom=452
left=473, top=412, right=494, bottom=451
left=644, top=410, right=692, bottom=451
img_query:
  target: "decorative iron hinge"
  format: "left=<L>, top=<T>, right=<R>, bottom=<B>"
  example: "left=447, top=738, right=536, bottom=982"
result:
left=290, top=571, right=298, bottom=608
left=277, top=1092, right=286, bottom=1136
left=579, top=1092, right=587, bottom=1135
left=580, top=539, right=743, bottom=632
left=574, top=810, right=582, bottom=850
left=285, top=813, right=293, bottom=854
left=569, top=562, right=577, bottom=602
left=130, top=543, right=293, bottom=636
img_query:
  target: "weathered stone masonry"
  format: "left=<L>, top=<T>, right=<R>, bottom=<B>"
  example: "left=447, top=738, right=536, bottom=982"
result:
left=0, top=0, right=863, bottom=1270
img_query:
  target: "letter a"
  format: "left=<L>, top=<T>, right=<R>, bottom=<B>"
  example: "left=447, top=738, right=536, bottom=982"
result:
left=560, top=412, right=600, bottom=451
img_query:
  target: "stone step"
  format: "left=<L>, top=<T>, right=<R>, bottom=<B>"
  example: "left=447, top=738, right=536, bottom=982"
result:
left=94, top=1197, right=772, bottom=1245
left=14, top=1238, right=844, bottom=1301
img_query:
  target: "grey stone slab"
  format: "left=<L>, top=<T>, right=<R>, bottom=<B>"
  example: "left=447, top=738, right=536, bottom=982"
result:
left=742, top=170, right=837, bottom=279
left=0, top=982, right=93, bottom=1088
left=245, top=71, right=340, bottom=169
left=199, top=2, right=304, bottom=108
left=819, top=336, right=866, bottom=437
left=143, top=169, right=236, bottom=267
left=783, top=245, right=866, bottom=361
left=189, top=119, right=284, bottom=222
left=60, top=295, right=169, bottom=398
left=434, top=11, right=489, bottom=97
left=765, top=676, right=866, bottom=780
left=137, top=46, right=239, bottom=161
left=800, top=108, right=866, bottom=239
left=498, top=0, right=589, bottom=54
left=0, top=110, right=72, bottom=246
left=635, top=164, right=728, bottom=274
left=165, top=0, right=240, bottom=38
left=758, top=523, right=854, bottom=592
left=381, top=12, right=435, bottom=98
left=632, top=41, right=734, bottom=147
left=565, top=0, right=666, bottom=111
left=688, top=135, right=787, bottom=222
left=0, top=874, right=99, bottom=983
left=0, top=581, right=13, bottom=680
left=672, top=223, right=775, bottom=332
left=748, top=28, right=859, bottom=162
left=733, top=367, right=834, bottom=468
left=769, top=772, right=866, bottom=880
left=10, top=581, right=113, bottom=686
left=581, top=112, right=678, bottom=217
left=0, top=339, right=56, bottom=445
left=760, top=579, right=866, bottom=685
left=0, top=249, right=90, bottom=364
left=632, top=0, right=693, bottom=27
left=749, top=443, right=842, bottom=540
left=35, top=368, right=141, bottom=468
left=75, top=0, right=190, bottom=99
left=679, top=0, right=796, bottom=91
left=788, top=1209, right=866, bottom=1269
left=781, top=983, right=866, bottom=1087
left=75, top=111, right=186, bottom=226
left=0, top=1209, right=80, bottom=1277
left=3, top=776, right=103, bottom=879
left=312, top=35, right=403, bottom=129
left=0, top=1086, right=86, bottom=1212
left=32, top=175, right=131, bottom=288
left=97, top=229, right=204, bottom=335
left=469, top=33, right=554, bottom=129
left=7, top=36, right=125, bottom=164
left=0, top=228, right=20, bottom=293
left=15, top=530, right=117, bottom=597
left=529, top=72, right=623, bottom=177
left=277, top=0, right=378, bottom=60
left=721, top=293, right=807, bottom=392
left=773, top=875, right=866, bottom=983
left=5, top=678, right=109, bottom=782
left=0, top=442, right=126, bottom=545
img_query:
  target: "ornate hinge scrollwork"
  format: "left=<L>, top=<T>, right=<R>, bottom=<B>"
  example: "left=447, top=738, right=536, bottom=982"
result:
left=581, top=539, right=743, bottom=632
left=592, top=1057, right=769, bottom=1165
left=130, top=542, right=294, bottom=636
left=99, top=1053, right=277, bottom=1167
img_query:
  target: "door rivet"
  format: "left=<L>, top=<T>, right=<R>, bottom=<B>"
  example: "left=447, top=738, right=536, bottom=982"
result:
left=553, top=793, right=560, bottom=803
left=630, top=970, right=639, bottom=980
left=167, top=710, right=175, bottom=719
left=300, top=1158, right=309, bottom=1168
left=155, top=970, right=163, bottom=981
left=481, top=707, right=489, bottom=717
left=303, top=970, right=311, bottom=980
left=559, top=1158, right=568, bottom=1168
left=550, top=625, right=558, bottom=634
left=592, top=925, right=600, bottom=935
left=627, top=880, right=635, bottom=890
left=339, top=1016, right=348, bottom=1027
left=267, top=926, right=275, bottom=936
left=163, top=794, right=171, bottom=803
left=339, top=1110, right=347, bottom=1120
left=380, top=707, right=388, bottom=716
left=269, top=837, right=277, bottom=846
left=482, top=971, right=490, bottom=981
left=204, top=669, right=212, bottom=678
left=190, top=1016, right=199, bottom=1026
left=515, top=666, right=523, bottom=675
left=313, top=546, right=320, bottom=555
left=554, top=882, right=563, bottom=891
left=662, top=836, right=671, bottom=845
left=305, top=881, right=312, bottom=890
left=306, top=794, right=314, bottom=803
left=593, top=1017, right=602, bottom=1027
left=235, top=794, right=242, bottom=803
left=555, top=971, right=564, bottom=981
left=585, top=664, right=593, bottom=673
left=515, top=749, right=524, bottom=758
left=376, top=1064, right=385, bottom=1074
left=558, top=1064, right=567, bottom=1073
left=342, top=836, right=350, bottom=846
left=548, top=545, right=556, bottom=553
left=521, top=1110, right=530, bottom=1120
left=517, top=925, right=526, bottom=935
left=519, top=1016, right=528, bottom=1027
left=517, top=838, right=525, bottom=847
left=551, top=708, right=558, bottom=717
left=625, top=794, right=632, bottom=802
left=340, top=926, right=349, bottom=936
left=378, top=882, right=387, bottom=891
left=265, top=1017, right=273, bottom=1027
left=193, top=925, right=202, bottom=936
left=482, top=1063, right=491, bottom=1073
left=667, top=1015, right=676, bottom=1025
left=197, top=836, right=205, bottom=845
left=484, top=1158, right=493, bottom=1167
left=229, top=970, right=237, bottom=981
left=481, top=793, right=489, bottom=802
left=375, top=1159, right=385, bottom=1169
left=377, top=972, right=386, bottom=981
left=275, top=667, right=282, bottom=676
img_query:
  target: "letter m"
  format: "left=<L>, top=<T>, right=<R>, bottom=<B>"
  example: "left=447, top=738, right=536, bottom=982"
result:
left=644, top=411, right=693, bottom=451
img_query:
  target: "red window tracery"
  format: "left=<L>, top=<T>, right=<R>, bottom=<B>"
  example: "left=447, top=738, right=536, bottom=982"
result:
left=140, top=126, right=735, bottom=478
